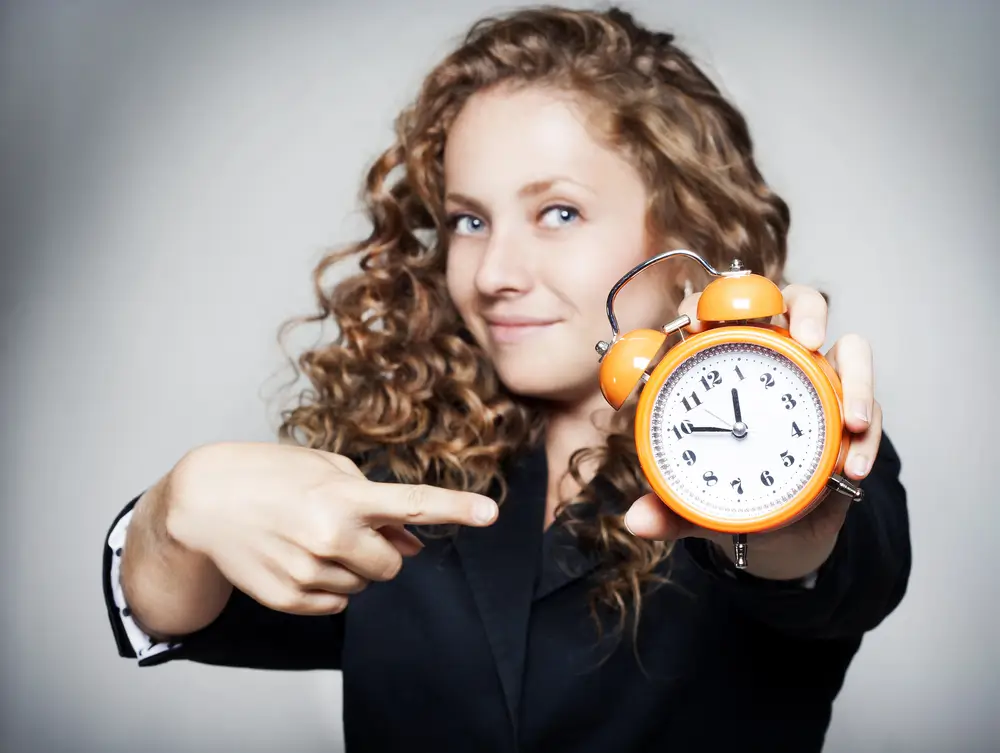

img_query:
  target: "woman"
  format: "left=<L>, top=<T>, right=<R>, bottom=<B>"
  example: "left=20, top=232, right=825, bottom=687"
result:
left=103, top=6, right=910, bottom=752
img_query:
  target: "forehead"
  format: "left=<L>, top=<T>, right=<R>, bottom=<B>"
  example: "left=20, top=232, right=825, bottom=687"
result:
left=443, top=84, right=640, bottom=195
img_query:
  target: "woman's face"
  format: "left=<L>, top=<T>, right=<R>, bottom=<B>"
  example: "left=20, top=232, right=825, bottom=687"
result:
left=444, top=84, right=679, bottom=406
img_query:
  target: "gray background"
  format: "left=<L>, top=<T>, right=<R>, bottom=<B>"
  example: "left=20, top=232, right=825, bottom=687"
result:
left=2, top=1, right=998, bottom=751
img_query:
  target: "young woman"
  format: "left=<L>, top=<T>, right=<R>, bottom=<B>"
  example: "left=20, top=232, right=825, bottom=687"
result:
left=103, top=6, right=910, bottom=752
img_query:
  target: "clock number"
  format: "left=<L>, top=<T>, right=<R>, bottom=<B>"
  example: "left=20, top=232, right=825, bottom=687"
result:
left=791, top=421, right=803, bottom=438
left=672, top=420, right=694, bottom=440
left=760, top=470, right=775, bottom=487
left=781, top=393, right=797, bottom=410
left=700, top=370, right=722, bottom=391
left=733, top=365, right=745, bottom=381
left=760, top=373, right=775, bottom=388
left=730, top=478, right=743, bottom=495
left=780, top=451, right=795, bottom=467
left=703, top=471, right=718, bottom=487
left=682, top=450, right=697, bottom=466
left=682, top=391, right=702, bottom=412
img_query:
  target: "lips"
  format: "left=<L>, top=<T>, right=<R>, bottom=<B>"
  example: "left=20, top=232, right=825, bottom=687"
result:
left=482, top=315, right=560, bottom=344
left=484, top=316, right=559, bottom=326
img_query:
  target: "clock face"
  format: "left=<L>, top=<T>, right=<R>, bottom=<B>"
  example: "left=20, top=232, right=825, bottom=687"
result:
left=648, top=342, right=826, bottom=522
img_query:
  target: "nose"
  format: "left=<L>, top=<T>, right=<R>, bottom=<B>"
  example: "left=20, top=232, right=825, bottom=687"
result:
left=473, top=226, right=534, bottom=297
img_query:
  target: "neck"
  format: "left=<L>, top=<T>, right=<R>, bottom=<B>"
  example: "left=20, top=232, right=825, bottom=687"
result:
left=541, top=389, right=616, bottom=527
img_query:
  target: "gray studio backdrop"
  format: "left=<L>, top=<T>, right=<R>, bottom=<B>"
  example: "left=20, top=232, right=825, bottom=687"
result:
left=2, top=1, right=998, bottom=751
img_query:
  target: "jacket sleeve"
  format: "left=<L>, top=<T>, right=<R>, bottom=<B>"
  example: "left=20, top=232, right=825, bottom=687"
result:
left=103, top=494, right=344, bottom=671
left=681, top=430, right=911, bottom=640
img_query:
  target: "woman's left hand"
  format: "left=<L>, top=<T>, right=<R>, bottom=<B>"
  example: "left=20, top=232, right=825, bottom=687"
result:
left=623, top=284, right=882, bottom=580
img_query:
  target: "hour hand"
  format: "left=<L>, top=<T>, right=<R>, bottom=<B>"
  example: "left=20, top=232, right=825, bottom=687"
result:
left=731, top=387, right=742, bottom=423
left=687, top=426, right=732, bottom=433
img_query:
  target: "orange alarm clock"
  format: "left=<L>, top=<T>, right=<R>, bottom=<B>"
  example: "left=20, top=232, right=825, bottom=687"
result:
left=596, top=249, right=863, bottom=569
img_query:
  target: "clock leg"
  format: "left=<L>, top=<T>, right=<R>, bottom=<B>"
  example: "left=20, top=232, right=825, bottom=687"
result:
left=827, top=473, right=864, bottom=503
left=733, top=533, right=748, bottom=569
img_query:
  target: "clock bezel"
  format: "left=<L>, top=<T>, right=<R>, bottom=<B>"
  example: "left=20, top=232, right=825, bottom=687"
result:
left=635, top=325, right=845, bottom=534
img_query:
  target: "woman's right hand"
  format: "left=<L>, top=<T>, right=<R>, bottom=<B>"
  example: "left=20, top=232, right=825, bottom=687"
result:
left=163, top=441, right=499, bottom=616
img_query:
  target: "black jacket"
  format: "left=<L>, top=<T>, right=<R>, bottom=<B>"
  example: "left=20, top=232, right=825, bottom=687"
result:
left=103, top=433, right=910, bottom=753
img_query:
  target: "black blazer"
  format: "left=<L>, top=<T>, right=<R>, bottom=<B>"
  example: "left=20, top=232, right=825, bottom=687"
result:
left=103, top=433, right=911, bottom=753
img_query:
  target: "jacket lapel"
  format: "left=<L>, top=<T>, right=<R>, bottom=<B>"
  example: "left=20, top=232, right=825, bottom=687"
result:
left=453, top=447, right=546, bottom=733
left=532, top=521, right=602, bottom=601
left=533, top=474, right=626, bottom=601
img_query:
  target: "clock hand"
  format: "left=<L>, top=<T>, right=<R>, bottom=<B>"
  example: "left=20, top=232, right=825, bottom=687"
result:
left=687, top=426, right=732, bottom=433
left=703, top=408, right=733, bottom=428
left=726, top=388, right=749, bottom=439
left=703, top=402, right=748, bottom=439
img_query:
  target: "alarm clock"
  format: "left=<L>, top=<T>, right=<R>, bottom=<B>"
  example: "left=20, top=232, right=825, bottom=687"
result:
left=596, top=249, right=863, bottom=570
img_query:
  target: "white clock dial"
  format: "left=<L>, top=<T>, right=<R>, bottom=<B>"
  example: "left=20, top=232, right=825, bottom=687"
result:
left=648, top=343, right=826, bottom=521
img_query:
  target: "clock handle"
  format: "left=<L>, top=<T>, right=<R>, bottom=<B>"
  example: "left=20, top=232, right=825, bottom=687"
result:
left=601, top=249, right=723, bottom=342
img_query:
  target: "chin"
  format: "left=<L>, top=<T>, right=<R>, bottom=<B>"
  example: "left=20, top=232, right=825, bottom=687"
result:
left=490, top=353, right=600, bottom=404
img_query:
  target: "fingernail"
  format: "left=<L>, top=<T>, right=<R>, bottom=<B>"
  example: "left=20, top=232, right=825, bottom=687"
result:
left=802, top=320, right=824, bottom=346
left=850, top=454, right=870, bottom=477
left=623, top=511, right=638, bottom=536
left=474, top=498, right=498, bottom=524
left=851, top=400, right=870, bottom=424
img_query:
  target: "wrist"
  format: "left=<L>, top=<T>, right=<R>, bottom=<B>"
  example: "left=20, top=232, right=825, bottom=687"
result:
left=124, top=459, right=233, bottom=638
left=161, top=445, right=221, bottom=557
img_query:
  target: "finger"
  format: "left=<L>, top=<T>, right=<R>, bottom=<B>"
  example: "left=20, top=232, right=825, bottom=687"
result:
left=237, top=563, right=350, bottom=617
left=360, top=482, right=498, bottom=527
left=677, top=292, right=707, bottom=333
left=378, top=524, right=425, bottom=557
left=284, top=548, right=372, bottom=595
left=843, top=400, right=883, bottom=481
left=623, top=493, right=694, bottom=541
left=781, top=284, right=828, bottom=351
left=287, top=591, right=350, bottom=616
left=326, top=526, right=407, bottom=582
left=825, top=333, right=875, bottom=434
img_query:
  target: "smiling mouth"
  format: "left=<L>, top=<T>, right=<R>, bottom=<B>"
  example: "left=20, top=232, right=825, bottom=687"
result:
left=485, top=320, right=559, bottom=343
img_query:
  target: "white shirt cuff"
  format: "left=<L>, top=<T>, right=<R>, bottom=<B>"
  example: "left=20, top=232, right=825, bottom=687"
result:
left=107, top=508, right=181, bottom=661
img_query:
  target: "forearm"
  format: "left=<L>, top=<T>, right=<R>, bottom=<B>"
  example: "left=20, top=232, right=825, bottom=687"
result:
left=119, top=454, right=232, bottom=641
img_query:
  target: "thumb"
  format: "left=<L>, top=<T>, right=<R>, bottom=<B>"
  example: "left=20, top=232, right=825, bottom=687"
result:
left=623, top=493, right=693, bottom=541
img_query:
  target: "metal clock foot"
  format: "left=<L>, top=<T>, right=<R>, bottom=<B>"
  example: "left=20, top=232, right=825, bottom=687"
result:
left=733, top=533, right=748, bottom=569
left=827, top=473, right=864, bottom=503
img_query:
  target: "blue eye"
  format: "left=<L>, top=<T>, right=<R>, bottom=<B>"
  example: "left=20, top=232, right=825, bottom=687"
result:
left=540, top=206, right=579, bottom=228
left=449, top=214, right=487, bottom=236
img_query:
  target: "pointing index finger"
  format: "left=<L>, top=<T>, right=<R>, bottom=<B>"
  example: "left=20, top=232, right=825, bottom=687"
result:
left=359, top=481, right=498, bottom=528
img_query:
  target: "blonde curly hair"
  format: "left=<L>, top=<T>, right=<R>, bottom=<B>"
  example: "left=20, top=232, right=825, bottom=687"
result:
left=275, top=5, right=789, bottom=637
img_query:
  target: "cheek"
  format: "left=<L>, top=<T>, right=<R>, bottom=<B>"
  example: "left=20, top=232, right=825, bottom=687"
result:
left=557, top=240, right=657, bottom=332
left=614, top=270, right=679, bottom=331
left=567, top=247, right=677, bottom=336
left=445, top=252, right=475, bottom=312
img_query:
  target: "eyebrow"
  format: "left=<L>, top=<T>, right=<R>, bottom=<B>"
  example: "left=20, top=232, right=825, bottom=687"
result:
left=518, top=177, right=595, bottom=198
left=444, top=177, right=596, bottom=214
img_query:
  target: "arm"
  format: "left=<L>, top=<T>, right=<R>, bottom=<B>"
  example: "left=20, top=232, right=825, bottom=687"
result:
left=105, top=451, right=345, bottom=670
left=117, top=461, right=232, bottom=641
left=681, top=431, right=911, bottom=640
left=104, top=441, right=491, bottom=671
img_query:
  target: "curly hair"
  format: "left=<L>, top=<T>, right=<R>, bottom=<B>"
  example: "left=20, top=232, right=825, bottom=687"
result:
left=275, top=5, right=790, bottom=639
